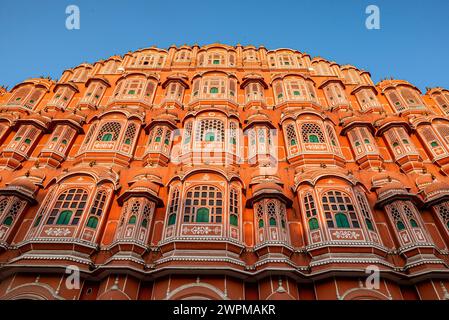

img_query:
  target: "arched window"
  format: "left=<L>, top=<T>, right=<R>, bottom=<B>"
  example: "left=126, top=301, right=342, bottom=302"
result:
left=229, top=122, right=238, bottom=146
left=417, top=125, right=447, bottom=158
left=274, top=82, right=284, bottom=102
left=48, top=86, right=75, bottom=109
left=6, top=125, right=41, bottom=156
left=46, top=189, right=88, bottom=226
left=386, top=91, right=405, bottom=112
left=84, top=190, right=108, bottom=230
left=285, top=79, right=307, bottom=100
left=400, top=88, right=420, bottom=106
left=404, top=205, right=420, bottom=228
left=115, top=198, right=155, bottom=244
left=322, top=190, right=360, bottom=228
left=8, top=86, right=31, bottom=104
left=96, top=122, right=121, bottom=142
left=387, top=201, right=428, bottom=245
left=42, top=125, right=76, bottom=157
left=123, top=123, right=137, bottom=146
left=229, top=188, right=239, bottom=226
left=196, top=119, right=225, bottom=142
left=244, top=82, right=264, bottom=103
left=254, top=199, right=289, bottom=244
left=285, top=123, right=298, bottom=147
left=175, top=50, right=191, bottom=62
left=243, top=49, right=258, bottom=62
left=182, top=121, right=193, bottom=150
left=356, top=193, right=375, bottom=231
left=324, top=83, right=347, bottom=106
left=256, top=204, right=264, bottom=229
left=435, top=202, right=449, bottom=230
left=384, top=127, right=418, bottom=158
left=167, top=188, right=180, bottom=226
left=304, top=193, right=319, bottom=230
left=79, top=123, right=97, bottom=153
left=391, top=207, right=406, bottom=230
left=183, top=185, right=223, bottom=223
left=433, top=94, right=449, bottom=114
left=164, top=82, right=185, bottom=102
left=268, top=201, right=277, bottom=226
left=301, top=123, right=325, bottom=143
left=326, top=124, right=340, bottom=151
left=8, top=85, right=46, bottom=110
left=113, top=77, right=156, bottom=103
left=0, top=198, right=25, bottom=230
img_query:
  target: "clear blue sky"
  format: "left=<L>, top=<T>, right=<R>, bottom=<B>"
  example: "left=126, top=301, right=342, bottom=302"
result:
left=0, top=0, right=448, bottom=91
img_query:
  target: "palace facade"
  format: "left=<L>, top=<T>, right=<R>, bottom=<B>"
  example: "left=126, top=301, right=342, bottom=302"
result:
left=1, top=44, right=449, bottom=300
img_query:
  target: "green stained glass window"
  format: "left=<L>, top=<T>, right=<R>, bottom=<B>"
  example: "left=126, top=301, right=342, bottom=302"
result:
left=168, top=214, right=176, bottom=225
left=196, top=208, right=209, bottom=223
left=309, top=134, right=319, bottom=143
left=366, top=218, right=374, bottom=231
left=335, top=213, right=350, bottom=228
left=128, top=215, right=137, bottom=224
left=409, top=219, right=418, bottom=228
left=397, top=221, right=405, bottom=230
left=102, top=133, right=113, bottom=141
left=56, top=210, right=72, bottom=225
left=308, top=218, right=319, bottom=230
left=86, top=216, right=98, bottom=229
left=230, top=214, right=238, bottom=226
left=3, top=216, right=13, bottom=226
left=205, top=132, right=215, bottom=142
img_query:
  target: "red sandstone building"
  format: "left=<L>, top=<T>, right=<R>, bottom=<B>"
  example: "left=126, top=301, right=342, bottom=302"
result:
left=0, top=44, right=449, bottom=300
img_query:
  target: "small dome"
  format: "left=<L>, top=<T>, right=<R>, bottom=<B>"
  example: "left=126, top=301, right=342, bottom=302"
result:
left=377, top=79, right=421, bottom=93
left=245, top=111, right=275, bottom=130
left=247, top=111, right=270, bottom=122
left=28, top=168, right=46, bottom=182
left=8, top=177, right=37, bottom=194
left=376, top=182, right=406, bottom=196
left=423, top=181, right=449, bottom=196
left=153, top=111, right=178, bottom=122
left=130, top=180, right=159, bottom=194
left=67, top=112, right=86, bottom=124
left=22, top=112, right=51, bottom=126
left=252, top=182, right=283, bottom=195
left=415, top=175, right=434, bottom=189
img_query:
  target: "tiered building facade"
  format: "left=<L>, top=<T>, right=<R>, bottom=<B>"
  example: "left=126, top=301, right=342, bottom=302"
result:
left=1, top=44, right=449, bottom=300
